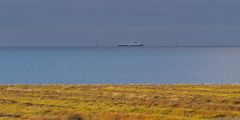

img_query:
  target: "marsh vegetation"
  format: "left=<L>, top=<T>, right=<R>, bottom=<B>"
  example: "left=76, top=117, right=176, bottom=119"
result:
left=0, top=85, right=239, bottom=120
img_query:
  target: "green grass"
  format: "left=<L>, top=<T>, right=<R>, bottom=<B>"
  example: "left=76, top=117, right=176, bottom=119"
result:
left=0, top=85, right=240, bottom=120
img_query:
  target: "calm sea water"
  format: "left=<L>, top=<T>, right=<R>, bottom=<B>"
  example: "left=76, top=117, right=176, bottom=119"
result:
left=0, top=47, right=240, bottom=84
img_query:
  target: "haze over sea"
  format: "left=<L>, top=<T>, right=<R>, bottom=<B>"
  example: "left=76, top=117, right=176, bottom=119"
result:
left=0, top=47, right=240, bottom=84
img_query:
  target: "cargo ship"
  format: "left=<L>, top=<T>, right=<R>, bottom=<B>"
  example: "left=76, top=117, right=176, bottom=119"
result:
left=118, top=42, right=143, bottom=47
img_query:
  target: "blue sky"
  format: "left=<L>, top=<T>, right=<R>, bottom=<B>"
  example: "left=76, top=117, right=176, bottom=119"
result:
left=1, top=0, right=240, bottom=46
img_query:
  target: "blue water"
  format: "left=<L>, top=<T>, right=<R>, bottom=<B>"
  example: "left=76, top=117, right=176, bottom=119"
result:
left=0, top=47, right=240, bottom=84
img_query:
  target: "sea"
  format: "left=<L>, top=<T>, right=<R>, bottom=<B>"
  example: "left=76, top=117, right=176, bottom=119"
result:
left=0, top=47, right=240, bottom=84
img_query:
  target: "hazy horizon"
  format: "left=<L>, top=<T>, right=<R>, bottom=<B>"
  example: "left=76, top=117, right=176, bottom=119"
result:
left=1, top=0, right=240, bottom=47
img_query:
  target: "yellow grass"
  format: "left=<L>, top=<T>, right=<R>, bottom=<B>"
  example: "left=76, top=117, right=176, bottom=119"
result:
left=0, top=85, right=240, bottom=120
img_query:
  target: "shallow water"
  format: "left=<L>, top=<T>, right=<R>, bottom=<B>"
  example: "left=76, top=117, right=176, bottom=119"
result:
left=0, top=47, right=240, bottom=84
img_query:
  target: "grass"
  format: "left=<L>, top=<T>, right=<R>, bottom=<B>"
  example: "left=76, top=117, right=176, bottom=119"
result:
left=0, top=85, right=239, bottom=120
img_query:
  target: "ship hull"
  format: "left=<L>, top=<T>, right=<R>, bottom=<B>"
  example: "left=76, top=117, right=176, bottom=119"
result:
left=118, top=44, right=143, bottom=47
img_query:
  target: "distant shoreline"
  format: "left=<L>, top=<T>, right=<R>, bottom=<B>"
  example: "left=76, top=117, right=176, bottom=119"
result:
left=2, top=46, right=240, bottom=48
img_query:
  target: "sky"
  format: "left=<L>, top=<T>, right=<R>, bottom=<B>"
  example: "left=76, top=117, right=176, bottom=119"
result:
left=1, top=0, right=240, bottom=46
